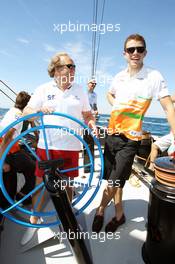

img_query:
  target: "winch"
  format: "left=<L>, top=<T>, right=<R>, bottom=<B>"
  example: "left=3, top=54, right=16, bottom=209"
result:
left=142, top=156, right=175, bottom=264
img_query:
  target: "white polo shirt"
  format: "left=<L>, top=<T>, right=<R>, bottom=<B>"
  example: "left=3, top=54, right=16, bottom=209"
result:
left=0, top=107, right=23, bottom=138
left=27, top=81, right=91, bottom=150
left=154, top=133, right=174, bottom=154
left=108, top=66, right=169, bottom=140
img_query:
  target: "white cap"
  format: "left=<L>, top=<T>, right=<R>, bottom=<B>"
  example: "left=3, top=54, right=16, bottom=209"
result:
left=88, top=79, right=96, bottom=84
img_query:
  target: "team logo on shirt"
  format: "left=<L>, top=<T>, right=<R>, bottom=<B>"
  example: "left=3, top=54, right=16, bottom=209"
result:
left=74, top=95, right=80, bottom=100
left=15, top=113, right=22, bottom=120
left=48, top=94, right=56, bottom=100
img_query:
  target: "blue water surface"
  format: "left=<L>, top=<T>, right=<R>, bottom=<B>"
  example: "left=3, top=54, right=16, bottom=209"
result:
left=0, top=108, right=170, bottom=137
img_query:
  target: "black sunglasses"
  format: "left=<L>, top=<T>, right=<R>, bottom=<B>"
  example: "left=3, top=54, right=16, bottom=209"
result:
left=56, top=64, right=76, bottom=70
left=125, top=46, right=145, bottom=54
left=65, top=64, right=76, bottom=69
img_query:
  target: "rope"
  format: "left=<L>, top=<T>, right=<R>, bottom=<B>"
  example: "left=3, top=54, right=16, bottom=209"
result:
left=0, top=89, right=15, bottom=103
left=155, top=168, right=175, bottom=187
left=94, top=0, right=106, bottom=76
left=0, top=80, right=17, bottom=95
left=91, top=0, right=98, bottom=78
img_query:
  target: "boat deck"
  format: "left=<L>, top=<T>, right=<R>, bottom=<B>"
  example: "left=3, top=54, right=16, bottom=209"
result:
left=0, top=153, right=150, bottom=264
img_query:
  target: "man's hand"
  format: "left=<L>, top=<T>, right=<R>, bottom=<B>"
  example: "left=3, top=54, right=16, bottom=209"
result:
left=107, top=92, right=115, bottom=106
left=39, top=106, right=55, bottom=114
left=148, top=162, right=155, bottom=171
left=23, top=106, right=55, bottom=121
left=168, top=141, right=175, bottom=159
left=91, top=126, right=99, bottom=138
left=94, top=110, right=98, bottom=116
left=3, top=163, right=11, bottom=172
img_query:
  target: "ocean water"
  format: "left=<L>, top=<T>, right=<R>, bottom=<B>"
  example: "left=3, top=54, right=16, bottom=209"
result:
left=0, top=108, right=170, bottom=137
left=0, top=108, right=8, bottom=119
left=96, top=114, right=170, bottom=137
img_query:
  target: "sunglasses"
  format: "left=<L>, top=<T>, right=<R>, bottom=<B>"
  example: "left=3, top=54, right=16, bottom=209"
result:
left=55, top=64, right=76, bottom=71
left=125, top=46, right=145, bottom=54
left=65, top=64, right=76, bottom=69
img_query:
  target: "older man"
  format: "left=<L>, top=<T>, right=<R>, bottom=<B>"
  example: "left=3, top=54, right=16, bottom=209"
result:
left=83, top=79, right=98, bottom=173
left=23, top=52, right=97, bottom=227
left=87, top=79, right=98, bottom=116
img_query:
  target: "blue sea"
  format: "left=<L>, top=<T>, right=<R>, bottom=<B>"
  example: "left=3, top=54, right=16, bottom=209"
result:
left=96, top=114, right=170, bottom=137
left=0, top=108, right=170, bottom=137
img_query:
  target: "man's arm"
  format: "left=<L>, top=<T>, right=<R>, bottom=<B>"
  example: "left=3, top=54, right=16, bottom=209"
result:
left=160, top=96, right=175, bottom=137
left=30, top=121, right=39, bottom=142
left=82, top=110, right=99, bottom=138
left=107, top=92, right=115, bottom=106
left=82, top=111, right=99, bottom=137
left=23, top=106, right=54, bottom=121
left=23, top=106, right=38, bottom=121
left=93, top=104, right=98, bottom=116
left=82, top=111, right=96, bottom=130
left=0, top=128, right=15, bottom=158
left=23, top=106, right=37, bottom=116
left=148, top=143, right=160, bottom=171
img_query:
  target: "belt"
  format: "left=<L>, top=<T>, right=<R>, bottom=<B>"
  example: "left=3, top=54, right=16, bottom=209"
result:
left=112, top=133, right=128, bottom=141
left=113, top=133, right=125, bottom=136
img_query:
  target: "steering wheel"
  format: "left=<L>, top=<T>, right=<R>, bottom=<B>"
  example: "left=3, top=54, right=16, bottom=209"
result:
left=0, top=112, right=104, bottom=228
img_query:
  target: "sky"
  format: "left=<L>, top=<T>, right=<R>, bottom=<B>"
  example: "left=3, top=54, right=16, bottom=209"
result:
left=0, top=0, right=175, bottom=117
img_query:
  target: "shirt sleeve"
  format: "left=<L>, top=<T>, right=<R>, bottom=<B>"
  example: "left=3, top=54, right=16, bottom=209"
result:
left=108, top=75, right=118, bottom=95
left=152, top=71, right=170, bottom=100
left=94, top=92, right=97, bottom=107
left=82, top=91, right=91, bottom=112
left=0, top=109, right=22, bottom=134
left=27, top=86, right=43, bottom=111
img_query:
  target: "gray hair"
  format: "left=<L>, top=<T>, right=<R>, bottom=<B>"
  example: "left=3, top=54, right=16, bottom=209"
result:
left=48, top=52, right=71, bottom=77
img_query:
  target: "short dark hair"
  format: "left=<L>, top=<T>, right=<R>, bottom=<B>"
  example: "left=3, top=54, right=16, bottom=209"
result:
left=124, top=34, right=146, bottom=50
left=15, top=91, right=31, bottom=110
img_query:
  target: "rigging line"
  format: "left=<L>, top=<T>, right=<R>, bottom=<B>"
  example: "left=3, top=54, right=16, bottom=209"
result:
left=94, top=0, right=106, bottom=76
left=91, top=0, right=96, bottom=78
left=91, top=0, right=99, bottom=78
left=0, top=80, right=17, bottom=96
left=93, top=0, right=98, bottom=78
left=0, top=89, right=15, bottom=103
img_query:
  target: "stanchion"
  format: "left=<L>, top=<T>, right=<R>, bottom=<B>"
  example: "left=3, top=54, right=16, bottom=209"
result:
left=40, top=158, right=93, bottom=264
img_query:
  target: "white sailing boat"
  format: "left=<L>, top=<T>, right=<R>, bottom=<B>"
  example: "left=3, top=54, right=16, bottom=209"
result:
left=1, top=97, right=175, bottom=264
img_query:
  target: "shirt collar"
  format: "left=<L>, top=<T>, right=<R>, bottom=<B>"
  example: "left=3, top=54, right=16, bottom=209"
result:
left=53, top=80, right=73, bottom=90
left=124, top=65, right=147, bottom=79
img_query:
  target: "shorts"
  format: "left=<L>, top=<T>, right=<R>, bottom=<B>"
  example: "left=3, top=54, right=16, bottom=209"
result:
left=35, top=148, right=79, bottom=178
left=103, top=134, right=140, bottom=188
left=154, top=133, right=172, bottom=152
